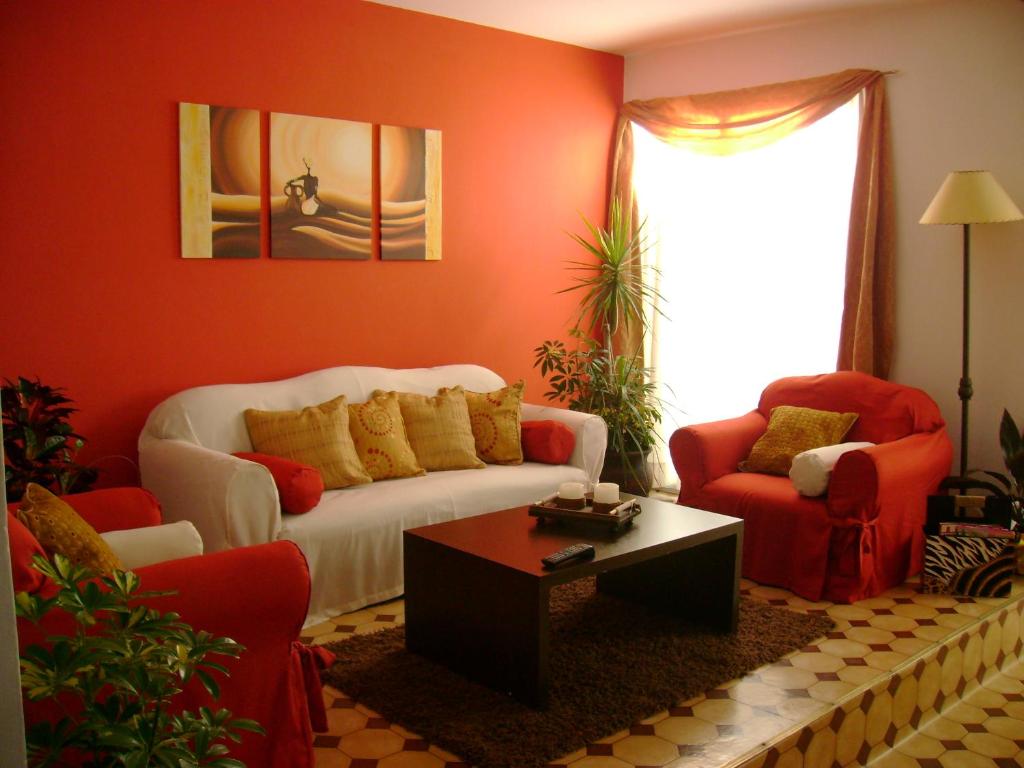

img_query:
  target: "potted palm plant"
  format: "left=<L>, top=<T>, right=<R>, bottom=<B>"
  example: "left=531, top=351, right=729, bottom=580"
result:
left=533, top=199, right=665, bottom=494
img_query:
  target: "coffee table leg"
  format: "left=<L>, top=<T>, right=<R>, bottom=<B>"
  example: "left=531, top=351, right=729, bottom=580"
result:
left=404, top=533, right=551, bottom=707
left=596, top=531, right=741, bottom=632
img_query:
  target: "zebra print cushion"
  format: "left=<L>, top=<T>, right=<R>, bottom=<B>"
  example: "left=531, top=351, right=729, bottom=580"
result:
left=922, top=535, right=1016, bottom=597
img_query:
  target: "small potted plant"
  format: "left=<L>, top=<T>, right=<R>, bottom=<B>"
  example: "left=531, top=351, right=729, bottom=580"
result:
left=942, top=409, right=1024, bottom=571
left=17, top=554, right=263, bottom=766
left=534, top=200, right=666, bottom=494
left=3, top=377, right=98, bottom=501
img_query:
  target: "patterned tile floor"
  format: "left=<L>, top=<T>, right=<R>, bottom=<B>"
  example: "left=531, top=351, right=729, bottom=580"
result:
left=868, top=664, right=1024, bottom=768
left=300, top=576, right=1024, bottom=768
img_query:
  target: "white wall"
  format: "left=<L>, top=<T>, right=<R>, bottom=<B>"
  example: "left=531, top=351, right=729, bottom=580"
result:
left=1, top=526, right=27, bottom=767
left=1, top=421, right=27, bottom=765
left=625, top=0, right=1024, bottom=475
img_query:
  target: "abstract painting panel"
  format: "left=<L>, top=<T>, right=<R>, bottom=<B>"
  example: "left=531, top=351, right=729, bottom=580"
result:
left=179, top=103, right=261, bottom=259
left=380, top=126, right=442, bottom=261
left=269, top=112, right=373, bottom=260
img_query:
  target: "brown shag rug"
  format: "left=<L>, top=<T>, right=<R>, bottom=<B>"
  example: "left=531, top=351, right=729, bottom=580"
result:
left=322, top=577, right=833, bottom=768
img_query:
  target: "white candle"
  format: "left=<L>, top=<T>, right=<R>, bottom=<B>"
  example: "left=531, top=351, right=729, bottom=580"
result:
left=558, top=481, right=585, bottom=500
left=594, top=482, right=619, bottom=504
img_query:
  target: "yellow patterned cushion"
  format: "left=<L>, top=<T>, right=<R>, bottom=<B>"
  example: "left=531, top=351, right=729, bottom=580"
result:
left=17, top=483, right=122, bottom=575
left=390, top=387, right=485, bottom=471
left=244, top=395, right=371, bottom=490
left=465, top=381, right=524, bottom=465
left=348, top=392, right=426, bottom=481
left=740, top=405, right=859, bottom=476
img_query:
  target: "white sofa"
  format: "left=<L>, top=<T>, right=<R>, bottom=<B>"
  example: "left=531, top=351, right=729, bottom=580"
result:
left=139, top=364, right=607, bottom=626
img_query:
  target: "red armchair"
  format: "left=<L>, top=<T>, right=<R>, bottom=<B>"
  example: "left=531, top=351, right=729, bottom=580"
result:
left=8, top=487, right=324, bottom=768
left=669, top=371, right=952, bottom=603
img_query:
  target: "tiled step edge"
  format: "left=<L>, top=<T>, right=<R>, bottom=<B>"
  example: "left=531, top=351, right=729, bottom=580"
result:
left=732, top=588, right=1024, bottom=768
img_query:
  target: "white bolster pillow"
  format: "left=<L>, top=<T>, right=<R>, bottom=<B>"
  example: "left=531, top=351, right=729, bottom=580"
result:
left=100, top=521, right=204, bottom=570
left=789, top=442, right=875, bottom=497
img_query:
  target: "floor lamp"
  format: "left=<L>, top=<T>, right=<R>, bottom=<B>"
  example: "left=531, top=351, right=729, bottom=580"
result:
left=920, top=170, right=1023, bottom=476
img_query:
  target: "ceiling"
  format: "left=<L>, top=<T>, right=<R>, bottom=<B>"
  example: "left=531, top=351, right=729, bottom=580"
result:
left=367, top=0, right=924, bottom=55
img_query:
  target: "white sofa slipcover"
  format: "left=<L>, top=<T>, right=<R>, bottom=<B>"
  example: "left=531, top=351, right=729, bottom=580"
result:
left=139, top=364, right=607, bottom=625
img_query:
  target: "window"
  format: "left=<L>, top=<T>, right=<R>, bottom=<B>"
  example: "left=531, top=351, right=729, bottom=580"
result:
left=631, top=97, right=861, bottom=485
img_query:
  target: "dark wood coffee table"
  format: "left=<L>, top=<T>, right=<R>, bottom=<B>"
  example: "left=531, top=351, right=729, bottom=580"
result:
left=403, top=495, right=743, bottom=708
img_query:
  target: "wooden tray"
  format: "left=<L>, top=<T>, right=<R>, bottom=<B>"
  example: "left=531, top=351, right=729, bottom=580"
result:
left=528, top=493, right=642, bottom=532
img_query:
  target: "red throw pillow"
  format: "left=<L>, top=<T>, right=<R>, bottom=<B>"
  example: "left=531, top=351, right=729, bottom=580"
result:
left=233, top=452, right=325, bottom=515
left=521, top=420, right=576, bottom=465
left=7, top=510, right=48, bottom=594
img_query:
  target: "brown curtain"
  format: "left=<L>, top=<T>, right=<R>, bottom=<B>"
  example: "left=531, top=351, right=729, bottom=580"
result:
left=612, top=68, right=894, bottom=378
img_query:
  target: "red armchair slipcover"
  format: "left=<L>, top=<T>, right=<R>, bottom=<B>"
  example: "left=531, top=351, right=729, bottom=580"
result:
left=669, top=372, right=952, bottom=603
left=8, top=487, right=326, bottom=768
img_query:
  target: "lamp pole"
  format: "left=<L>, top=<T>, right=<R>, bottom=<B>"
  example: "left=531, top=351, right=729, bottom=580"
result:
left=920, top=170, right=1023, bottom=479
left=958, top=223, right=972, bottom=477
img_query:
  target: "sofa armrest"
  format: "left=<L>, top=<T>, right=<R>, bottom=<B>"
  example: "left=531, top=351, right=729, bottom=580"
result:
left=827, top=430, right=953, bottom=523
left=133, top=541, right=310, bottom=645
left=19, top=540, right=313, bottom=766
left=670, top=411, right=767, bottom=499
left=139, top=437, right=281, bottom=552
left=521, top=402, right=607, bottom=486
left=19, top=541, right=309, bottom=667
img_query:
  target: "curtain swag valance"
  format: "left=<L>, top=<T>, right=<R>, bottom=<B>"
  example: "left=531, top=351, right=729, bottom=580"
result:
left=612, top=69, right=894, bottom=377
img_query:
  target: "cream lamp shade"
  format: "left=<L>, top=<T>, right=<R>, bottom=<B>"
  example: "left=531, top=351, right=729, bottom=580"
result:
left=919, top=170, right=1023, bottom=225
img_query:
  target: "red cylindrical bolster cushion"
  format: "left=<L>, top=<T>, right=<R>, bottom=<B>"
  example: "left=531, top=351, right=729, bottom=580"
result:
left=233, top=452, right=325, bottom=515
left=521, top=420, right=576, bottom=465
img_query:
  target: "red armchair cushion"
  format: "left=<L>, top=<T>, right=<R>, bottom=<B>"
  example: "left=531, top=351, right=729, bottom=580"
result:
left=694, top=473, right=835, bottom=599
left=7, top=487, right=164, bottom=595
left=521, top=420, right=576, bottom=464
left=233, top=452, right=324, bottom=515
left=759, top=371, right=945, bottom=444
left=58, top=487, right=163, bottom=532
left=7, top=510, right=47, bottom=594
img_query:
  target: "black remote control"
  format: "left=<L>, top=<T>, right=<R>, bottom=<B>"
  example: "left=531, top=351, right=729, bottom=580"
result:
left=541, top=543, right=595, bottom=568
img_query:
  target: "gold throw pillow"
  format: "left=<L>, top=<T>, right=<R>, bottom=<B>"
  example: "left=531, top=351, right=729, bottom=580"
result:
left=465, top=381, right=524, bottom=465
left=17, top=483, right=122, bottom=575
left=391, top=387, right=485, bottom=471
left=740, top=405, right=859, bottom=476
left=244, top=395, right=371, bottom=490
left=348, top=392, right=426, bottom=481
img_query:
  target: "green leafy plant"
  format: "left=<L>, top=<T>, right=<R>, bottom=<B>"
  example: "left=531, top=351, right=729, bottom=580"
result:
left=534, top=330, right=661, bottom=455
left=942, top=409, right=1024, bottom=529
left=561, top=198, right=663, bottom=343
left=533, top=200, right=667, bottom=490
left=3, top=376, right=98, bottom=501
left=16, top=554, right=263, bottom=767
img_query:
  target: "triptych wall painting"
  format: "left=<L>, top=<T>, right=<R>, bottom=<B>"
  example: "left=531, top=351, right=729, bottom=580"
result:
left=269, top=113, right=373, bottom=260
left=380, top=125, right=441, bottom=261
left=178, top=103, right=441, bottom=261
left=179, top=103, right=262, bottom=259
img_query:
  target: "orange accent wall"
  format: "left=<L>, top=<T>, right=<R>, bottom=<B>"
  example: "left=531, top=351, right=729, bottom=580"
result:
left=0, top=1, right=623, bottom=486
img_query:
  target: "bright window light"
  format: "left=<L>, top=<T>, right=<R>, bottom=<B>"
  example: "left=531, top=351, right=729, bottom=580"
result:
left=632, top=98, right=861, bottom=484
